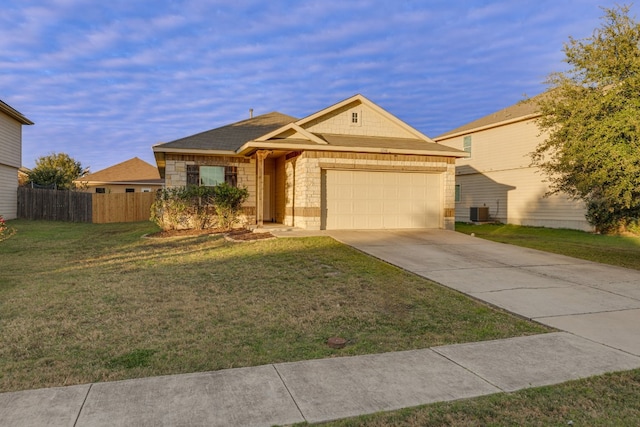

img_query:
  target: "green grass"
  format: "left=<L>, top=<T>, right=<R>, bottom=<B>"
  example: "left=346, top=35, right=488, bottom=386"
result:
left=310, top=368, right=640, bottom=426
left=0, top=220, right=548, bottom=393
left=456, top=222, right=640, bottom=270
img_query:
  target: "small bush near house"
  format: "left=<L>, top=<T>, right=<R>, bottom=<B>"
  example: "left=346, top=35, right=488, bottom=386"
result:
left=211, top=182, right=249, bottom=230
left=150, top=183, right=248, bottom=231
left=150, top=187, right=190, bottom=230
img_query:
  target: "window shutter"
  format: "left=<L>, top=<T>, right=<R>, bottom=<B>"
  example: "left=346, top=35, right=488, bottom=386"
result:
left=187, top=165, right=199, bottom=186
left=225, top=166, right=238, bottom=187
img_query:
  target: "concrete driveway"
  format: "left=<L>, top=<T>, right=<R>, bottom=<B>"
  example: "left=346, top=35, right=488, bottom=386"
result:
left=327, top=229, right=640, bottom=356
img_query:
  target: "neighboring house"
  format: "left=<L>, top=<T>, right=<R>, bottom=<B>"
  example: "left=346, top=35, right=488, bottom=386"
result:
left=0, top=100, right=33, bottom=220
left=75, top=157, right=164, bottom=193
left=434, top=98, right=591, bottom=231
left=153, top=94, right=467, bottom=230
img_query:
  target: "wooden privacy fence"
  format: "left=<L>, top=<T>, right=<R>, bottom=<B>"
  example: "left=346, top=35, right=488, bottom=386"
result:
left=92, top=192, right=155, bottom=223
left=18, top=187, right=156, bottom=223
left=17, top=187, right=92, bottom=222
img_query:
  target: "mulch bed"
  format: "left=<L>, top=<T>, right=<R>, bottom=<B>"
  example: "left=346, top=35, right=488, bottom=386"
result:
left=146, top=228, right=275, bottom=241
left=225, top=229, right=275, bottom=241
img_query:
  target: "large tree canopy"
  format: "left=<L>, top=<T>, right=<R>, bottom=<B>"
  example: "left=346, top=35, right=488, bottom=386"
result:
left=26, top=152, right=89, bottom=190
left=532, top=5, right=640, bottom=233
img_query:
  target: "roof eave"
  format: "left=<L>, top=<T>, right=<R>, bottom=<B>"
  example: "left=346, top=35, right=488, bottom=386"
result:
left=0, top=102, right=34, bottom=125
left=237, top=141, right=469, bottom=158
left=434, top=113, right=541, bottom=141
left=153, top=146, right=239, bottom=156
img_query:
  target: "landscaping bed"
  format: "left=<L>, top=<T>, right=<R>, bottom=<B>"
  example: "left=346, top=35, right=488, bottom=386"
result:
left=146, top=227, right=275, bottom=241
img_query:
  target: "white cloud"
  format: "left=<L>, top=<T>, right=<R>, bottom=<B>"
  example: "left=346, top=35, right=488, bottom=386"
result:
left=5, top=0, right=637, bottom=170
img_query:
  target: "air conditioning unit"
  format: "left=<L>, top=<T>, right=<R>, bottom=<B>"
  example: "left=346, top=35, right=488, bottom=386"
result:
left=470, top=206, right=489, bottom=222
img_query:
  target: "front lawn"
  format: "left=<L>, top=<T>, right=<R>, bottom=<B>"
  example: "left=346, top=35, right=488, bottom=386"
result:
left=0, top=220, right=548, bottom=393
left=456, top=222, right=640, bottom=270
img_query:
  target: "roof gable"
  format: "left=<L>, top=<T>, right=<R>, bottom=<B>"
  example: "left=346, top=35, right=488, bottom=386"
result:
left=80, top=157, right=161, bottom=183
left=255, top=122, right=328, bottom=145
left=434, top=96, right=541, bottom=140
left=296, top=94, right=434, bottom=142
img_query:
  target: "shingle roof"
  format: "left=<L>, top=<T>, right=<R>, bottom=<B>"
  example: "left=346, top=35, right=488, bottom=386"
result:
left=153, top=96, right=467, bottom=159
left=0, top=100, right=34, bottom=125
left=80, top=157, right=162, bottom=184
left=156, top=112, right=297, bottom=151
left=435, top=97, right=540, bottom=139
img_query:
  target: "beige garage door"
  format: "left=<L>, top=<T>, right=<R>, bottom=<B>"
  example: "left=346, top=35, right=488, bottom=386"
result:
left=322, top=170, right=442, bottom=230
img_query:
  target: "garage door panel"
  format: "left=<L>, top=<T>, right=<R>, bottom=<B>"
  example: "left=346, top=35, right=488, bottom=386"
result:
left=323, top=170, right=441, bottom=230
left=397, top=186, right=413, bottom=199
left=352, top=173, right=371, bottom=185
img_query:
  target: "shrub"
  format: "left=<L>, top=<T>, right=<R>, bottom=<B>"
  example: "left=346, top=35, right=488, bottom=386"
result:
left=183, top=185, right=217, bottom=230
left=212, top=182, right=249, bottom=230
left=150, top=187, right=190, bottom=231
left=150, top=183, right=248, bottom=231
left=586, top=198, right=640, bottom=234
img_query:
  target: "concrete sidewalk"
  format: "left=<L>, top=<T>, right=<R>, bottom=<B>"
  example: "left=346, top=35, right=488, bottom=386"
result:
left=2, top=228, right=640, bottom=426
left=2, top=332, right=639, bottom=426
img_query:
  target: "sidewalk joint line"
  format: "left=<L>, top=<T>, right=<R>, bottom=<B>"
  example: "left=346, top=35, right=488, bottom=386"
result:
left=534, top=306, right=640, bottom=320
left=73, top=383, right=93, bottom=427
left=430, top=348, right=506, bottom=393
left=473, top=285, right=570, bottom=294
left=272, top=364, right=307, bottom=423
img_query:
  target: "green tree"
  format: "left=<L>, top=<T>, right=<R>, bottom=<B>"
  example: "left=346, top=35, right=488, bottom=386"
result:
left=27, top=153, right=89, bottom=190
left=532, top=4, right=640, bottom=233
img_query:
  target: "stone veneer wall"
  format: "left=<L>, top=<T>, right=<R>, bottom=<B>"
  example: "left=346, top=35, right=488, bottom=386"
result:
left=284, top=151, right=457, bottom=230
left=164, top=154, right=257, bottom=224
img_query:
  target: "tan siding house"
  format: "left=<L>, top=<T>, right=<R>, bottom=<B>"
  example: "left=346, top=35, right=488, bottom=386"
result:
left=153, top=94, right=467, bottom=230
left=75, top=157, right=164, bottom=193
left=0, top=101, right=33, bottom=220
left=434, top=99, right=591, bottom=231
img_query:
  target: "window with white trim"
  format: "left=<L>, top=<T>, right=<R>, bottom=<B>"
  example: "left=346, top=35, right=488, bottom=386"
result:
left=463, top=135, right=472, bottom=157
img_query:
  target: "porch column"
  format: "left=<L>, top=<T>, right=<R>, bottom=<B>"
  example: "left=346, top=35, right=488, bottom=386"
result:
left=255, top=150, right=272, bottom=227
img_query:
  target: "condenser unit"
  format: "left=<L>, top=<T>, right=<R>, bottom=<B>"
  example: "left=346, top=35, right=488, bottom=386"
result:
left=470, top=206, right=489, bottom=222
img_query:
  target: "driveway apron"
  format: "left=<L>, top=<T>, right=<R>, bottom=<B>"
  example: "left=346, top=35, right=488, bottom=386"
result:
left=328, top=229, right=640, bottom=357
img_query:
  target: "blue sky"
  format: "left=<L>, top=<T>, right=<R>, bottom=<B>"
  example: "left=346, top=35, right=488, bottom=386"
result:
left=1, top=0, right=632, bottom=172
